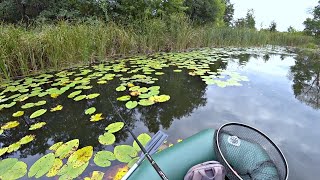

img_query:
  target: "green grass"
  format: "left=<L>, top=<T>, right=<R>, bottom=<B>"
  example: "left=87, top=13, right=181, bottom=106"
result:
left=0, top=19, right=316, bottom=80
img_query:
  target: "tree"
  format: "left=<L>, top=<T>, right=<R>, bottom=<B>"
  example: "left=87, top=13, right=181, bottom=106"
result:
left=184, top=0, right=226, bottom=25
left=303, top=1, right=320, bottom=37
left=235, top=9, right=255, bottom=29
left=268, top=21, right=277, bottom=32
left=287, top=26, right=296, bottom=33
left=223, top=0, right=234, bottom=26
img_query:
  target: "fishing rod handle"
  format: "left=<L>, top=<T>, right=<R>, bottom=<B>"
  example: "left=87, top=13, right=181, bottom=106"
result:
left=146, top=154, right=169, bottom=180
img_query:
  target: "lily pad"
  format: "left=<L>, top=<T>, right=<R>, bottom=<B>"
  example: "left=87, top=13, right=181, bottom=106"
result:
left=117, top=95, right=131, bottom=101
left=138, top=99, right=155, bottom=106
left=138, top=94, right=152, bottom=99
left=30, top=109, right=47, bottom=119
left=58, top=161, right=89, bottom=180
left=50, top=105, right=63, bottom=112
left=0, top=159, right=27, bottom=180
left=68, top=90, right=82, bottom=98
left=12, top=111, right=24, bottom=117
left=35, top=100, right=46, bottom=106
left=29, top=122, right=46, bottom=130
left=67, top=146, right=93, bottom=168
left=85, top=107, right=96, bottom=115
left=0, top=147, right=8, bottom=157
left=49, top=142, right=63, bottom=152
left=7, top=143, right=20, bottom=153
left=55, top=139, right=80, bottom=159
left=86, top=93, right=100, bottom=99
left=149, top=95, right=171, bottom=103
left=133, top=133, right=152, bottom=151
left=46, top=158, right=63, bottom=177
left=90, top=113, right=104, bottom=122
left=21, top=103, right=35, bottom=109
left=98, top=132, right=116, bottom=145
left=1, top=121, right=20, bottom=130
left=128, top=157, right=139, bottom=168
left=84, top=171, right=105, bottom=180
left=74, top=95, right=87, bottom=101
left=114, top=145, right=137, bottom=163
left=105, top=122, right=125, bottom=133
left=28, top=153, right=55, bottom=178
left=18, top=135, right=36, bottom=144
left=116, top=86, right=126, bottom=92
left=93, top=151, right=116, bottom=167
left=125, top=101, right=138, bottom=109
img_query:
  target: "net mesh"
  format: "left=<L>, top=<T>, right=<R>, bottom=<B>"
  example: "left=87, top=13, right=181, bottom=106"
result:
left=215, top=123, right=288, bottom=180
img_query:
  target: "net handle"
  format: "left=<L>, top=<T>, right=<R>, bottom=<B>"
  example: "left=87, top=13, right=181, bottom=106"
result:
left=215, top=122, right=289, bottom=180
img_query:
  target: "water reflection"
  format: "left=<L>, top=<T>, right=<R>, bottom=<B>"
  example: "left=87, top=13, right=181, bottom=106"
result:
left=290, top=51, right=320, bottom=109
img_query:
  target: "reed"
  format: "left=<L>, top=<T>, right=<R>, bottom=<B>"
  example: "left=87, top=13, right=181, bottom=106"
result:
left=0, top=19, right=315, bottom=80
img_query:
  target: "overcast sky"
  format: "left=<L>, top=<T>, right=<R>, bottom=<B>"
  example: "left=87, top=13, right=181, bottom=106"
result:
left=230, top=0, right=318, bottom=31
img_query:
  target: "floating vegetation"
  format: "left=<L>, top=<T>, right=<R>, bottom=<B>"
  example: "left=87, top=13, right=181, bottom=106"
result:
left=30, top=109, right=47, bottom=119
left=29, top=122, right=46, bottom=130
left=94, top=151, right=116, bottom=167
left=0, top=158, right=27, bottom=180
left=85, top=107, right=96, bottom=115
left=0, top=47, right=290, bottom=179
left=90, top=113, right=104, bottom=122
left=84, top=171, right=105, bottom=180
left=50, top=105, right=63, bottom=112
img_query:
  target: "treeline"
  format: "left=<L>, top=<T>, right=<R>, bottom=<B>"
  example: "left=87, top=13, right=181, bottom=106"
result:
left=0, top=0, right=234, bottom=26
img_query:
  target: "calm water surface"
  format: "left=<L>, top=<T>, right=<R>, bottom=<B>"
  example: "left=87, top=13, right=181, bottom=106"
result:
left=0, top=48, right=319, bottom=179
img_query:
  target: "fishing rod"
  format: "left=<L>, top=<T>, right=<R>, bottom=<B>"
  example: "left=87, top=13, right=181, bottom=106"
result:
left=108, top=98, right=168, bottom=180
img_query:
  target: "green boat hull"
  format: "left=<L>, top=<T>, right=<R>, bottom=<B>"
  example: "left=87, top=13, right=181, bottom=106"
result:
left=129, top=128, right=279, bottom=180
left=129, top=129, right=216, bottom=180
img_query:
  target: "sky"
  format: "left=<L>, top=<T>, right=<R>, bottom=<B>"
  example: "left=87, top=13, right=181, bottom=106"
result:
left=230, top=0, right=319, bottom=31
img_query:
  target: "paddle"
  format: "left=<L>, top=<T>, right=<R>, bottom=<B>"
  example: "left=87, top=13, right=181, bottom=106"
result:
left=108, top=98, right=169, bottom=180
left=122, top=130, right=168, bottom=180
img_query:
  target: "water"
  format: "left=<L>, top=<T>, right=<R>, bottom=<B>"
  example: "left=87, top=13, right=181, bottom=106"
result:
left=0, top=48, right=319, bottom=179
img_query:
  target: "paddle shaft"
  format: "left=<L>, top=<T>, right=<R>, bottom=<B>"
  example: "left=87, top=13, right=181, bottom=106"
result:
left=108, top=99, right=168, bottom=180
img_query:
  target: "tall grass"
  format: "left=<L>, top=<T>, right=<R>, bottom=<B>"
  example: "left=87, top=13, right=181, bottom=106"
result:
left=0, top=19, right=315, bottom=80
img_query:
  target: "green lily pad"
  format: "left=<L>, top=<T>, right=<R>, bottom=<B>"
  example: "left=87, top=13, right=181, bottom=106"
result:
left=7, top=143, right=21, bottom=153
left=0, top=159, right=27, bottom=180
left=1, top=121, right=20, bottom=130
left=28, top=153, right=55, bottom=178
left=68, top=90, right=82, bottom=98
left=138, top=99, right=155, bottom=106
left=12, top=111, right=24, bottom=117
left=18, top=135, right=36, bottom=144
left=46, top=158, right=63, bottom=177
left=148, top=86, right=160, bottom=91
left=125, top=101, right=138, bottom=109
left=128, top=157, right=139, bottom=168
left=138, top=94, right=152, bottom=99
left=173, top=69, right=182, bottom=72
left=49, top=142, right=63, bottom=152
left=74, top=95, right=87, bottom=101
left=133, top=133, right=152, bottom=151
left=93, top=151, right=116, bottom=167
left=149, top=95, right=171, bottom=103
left=117, top=95, right=131, bottom=101
left=58, top=161, right=89, bottom=180
left=29, top=122, right=46, bottom=130
left=21, top=103, right=35, bottom=109
left=86, top=93, right=100, bottom=99
left=116, top=85, right=126, bottom=92
left=105, top=122, right=124, bottom=133
left=129, top=86, right=140, bottom=91
left=138, top=87, right=148, bottom=93
left=55, top=139, right=80, bottom=159
left=85, top=107, right=96, bottom=115
left=114, top=145, right=137, bottom=163
left=155, top=72, right=164, bottom=75
left=148, top=90, right=160, bottom=96
left=98, top=132, right=115, bottom=145
left=35, top=100, right=46, bottom=106
left=3, top=102, right=16, bottom=108
left=0, top=147, right=8, bottom=157
left=30, top=109, right=47, bottom=119
left=67, top=146, right=93, bottom=168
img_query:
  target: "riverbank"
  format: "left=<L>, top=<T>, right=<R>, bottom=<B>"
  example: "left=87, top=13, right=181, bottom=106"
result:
left=0, top=20, right=316, bottom=80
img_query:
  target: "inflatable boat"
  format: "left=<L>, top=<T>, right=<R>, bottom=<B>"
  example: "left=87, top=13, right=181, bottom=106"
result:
left=128, top=128, right=283, bottom=180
